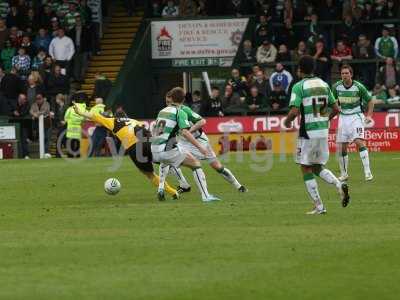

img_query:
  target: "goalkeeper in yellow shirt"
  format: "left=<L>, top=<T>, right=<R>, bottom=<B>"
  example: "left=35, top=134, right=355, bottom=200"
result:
left=73, top=103, right=179, bottom=200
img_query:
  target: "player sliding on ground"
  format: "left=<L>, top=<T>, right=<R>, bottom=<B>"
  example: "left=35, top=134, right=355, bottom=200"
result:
left=332, top=64, right=375, bottom=181
left=72, top=103, right=179, bottom=199
left=151, top=87, right=220, bottom=202
left=162, top=91, right=247, bottom=194
left=284, top=55, right=350, bottom=215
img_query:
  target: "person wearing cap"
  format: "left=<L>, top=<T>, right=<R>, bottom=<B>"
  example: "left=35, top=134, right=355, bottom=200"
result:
left=374, top=26, right=399, bottom=59
left=256, top=39, right=277, bottom=64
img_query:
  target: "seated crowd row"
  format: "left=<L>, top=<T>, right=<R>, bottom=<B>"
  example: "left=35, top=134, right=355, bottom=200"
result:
left=186, top=60, right=400, bottom=117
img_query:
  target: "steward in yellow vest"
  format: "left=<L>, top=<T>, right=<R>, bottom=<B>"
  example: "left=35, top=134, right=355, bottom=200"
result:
left=64, top=102, right=86, bottom=139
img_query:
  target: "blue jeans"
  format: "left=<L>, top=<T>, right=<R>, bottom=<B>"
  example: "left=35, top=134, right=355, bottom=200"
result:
left=89, top=127, right=107, bottom=157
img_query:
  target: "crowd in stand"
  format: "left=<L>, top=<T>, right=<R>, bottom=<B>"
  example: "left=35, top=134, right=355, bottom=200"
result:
left=0, top=0, right=99, bottom=114
left=155, top=0, right=400, bottom=115
left=187, top=65, right=291, bottom=117
left=0, top=0, right=108, bottom=158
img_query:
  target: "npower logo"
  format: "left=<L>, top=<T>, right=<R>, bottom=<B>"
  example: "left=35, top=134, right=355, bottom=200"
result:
left=253, top=117, right=300, bottom=131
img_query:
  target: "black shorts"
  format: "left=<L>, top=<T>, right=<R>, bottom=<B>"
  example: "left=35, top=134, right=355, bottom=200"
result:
left=127, top=141, right=154, bottom=173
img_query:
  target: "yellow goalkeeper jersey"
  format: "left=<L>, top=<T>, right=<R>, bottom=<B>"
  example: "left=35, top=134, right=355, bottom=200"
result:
left=91, top=113, right=146, bottom=149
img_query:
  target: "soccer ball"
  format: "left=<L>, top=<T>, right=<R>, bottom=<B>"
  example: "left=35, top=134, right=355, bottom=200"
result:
left=104, top=178, right=121, bottom=195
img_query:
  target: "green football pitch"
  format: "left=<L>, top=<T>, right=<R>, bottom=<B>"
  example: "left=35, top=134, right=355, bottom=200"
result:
left=1, top=152, right=400, bottom=300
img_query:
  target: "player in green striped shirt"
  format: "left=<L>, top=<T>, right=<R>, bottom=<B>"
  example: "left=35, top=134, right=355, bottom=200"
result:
left=161, top=92, right=246, bottom=194
left=284, top=56, right=350, bottom=215
left=151, top=87, right=220, bottom=202
left=332, top=65, right=375, bottom=182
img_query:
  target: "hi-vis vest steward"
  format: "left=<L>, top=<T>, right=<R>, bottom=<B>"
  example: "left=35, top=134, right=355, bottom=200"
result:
left=64, top=103, right=86, bottom=139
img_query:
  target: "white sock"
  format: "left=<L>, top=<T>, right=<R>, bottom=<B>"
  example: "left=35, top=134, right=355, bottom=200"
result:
left=339, top=154, right=349, bottom=177
left=359, top=148, right=371, bottom=175
left=218, top=167, right=241, bottom=189
left=158, top=164, right=170, bottom=192
left=304, top=175, right=324, bottom=211
left=170, top=167, right=191, bottom=189
left=193, top=168, right=210, bottom=200
left=319, top=169, right=341, bottom=189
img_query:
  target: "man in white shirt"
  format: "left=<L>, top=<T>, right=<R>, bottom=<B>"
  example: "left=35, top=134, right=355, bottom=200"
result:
left=49, top=27, right=75, bottom=77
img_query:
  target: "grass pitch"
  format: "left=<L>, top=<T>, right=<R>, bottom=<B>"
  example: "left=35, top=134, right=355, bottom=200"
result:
left=0, top=153, right=400, bottom=300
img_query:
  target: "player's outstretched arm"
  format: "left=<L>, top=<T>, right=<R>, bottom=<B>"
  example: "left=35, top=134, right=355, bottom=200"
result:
left=189, top=119, right=206, bottom=134
left=181, top=129, right=209, bottom=156
left=73, top=103, right=93, bottom=119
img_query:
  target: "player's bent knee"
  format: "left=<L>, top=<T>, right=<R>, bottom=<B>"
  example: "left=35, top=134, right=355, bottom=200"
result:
left=182, top=155, right=200, bottom=170
left=354, top=139, right=366, bottom=149
left=210, top=160, right=222, bottom=170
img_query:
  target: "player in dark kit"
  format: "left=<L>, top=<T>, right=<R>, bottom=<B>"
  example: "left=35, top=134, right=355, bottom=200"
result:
left=73, top=103, right=179, bottom=199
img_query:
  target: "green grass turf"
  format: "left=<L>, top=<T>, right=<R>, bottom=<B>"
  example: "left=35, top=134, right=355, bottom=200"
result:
left=0, top=152, right=400, bottom=300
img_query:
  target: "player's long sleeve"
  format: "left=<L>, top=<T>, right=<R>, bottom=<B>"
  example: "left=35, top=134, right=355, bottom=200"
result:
left=392, top=37, right=399, bottom=58
left=374, top=38, right=384, bottom=58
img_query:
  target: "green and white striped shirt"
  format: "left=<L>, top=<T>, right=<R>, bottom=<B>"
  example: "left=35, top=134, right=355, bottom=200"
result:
left=64, top=12, right=80, bottom=30
left=49, top=1, right=60, bottom=13
left=179, top=105, right=208, bottom=142
left=57, top=3, right=70, bottom=18
left=151, top=105, right=190, bottom=152
left=289, top=76, right=336, bottom=139
left=332, top=80, right=372, bottom=115
left=0, top=1, right=9, bottom=19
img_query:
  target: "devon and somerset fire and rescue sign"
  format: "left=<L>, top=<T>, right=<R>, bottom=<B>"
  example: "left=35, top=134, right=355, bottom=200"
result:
left=151, top=18, right=249, bottom=60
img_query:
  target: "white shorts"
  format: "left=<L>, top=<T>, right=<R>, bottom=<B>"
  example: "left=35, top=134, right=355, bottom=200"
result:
left=336, top=114, right=365, bottom=143
left=152, top=147, right=187, bottom=168
left=178, top=140, right=217, bottom=162
left=295, top=137, right=329, bottom=166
